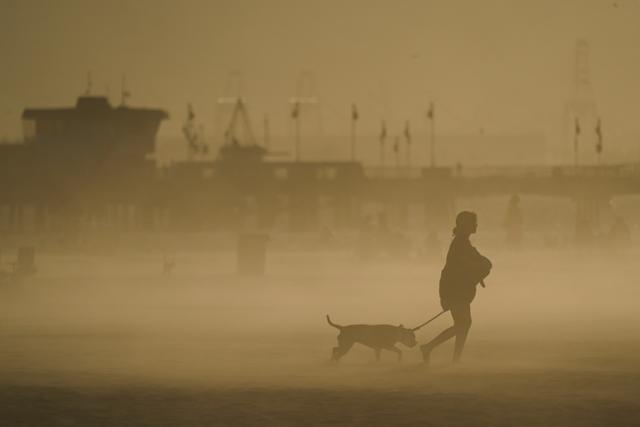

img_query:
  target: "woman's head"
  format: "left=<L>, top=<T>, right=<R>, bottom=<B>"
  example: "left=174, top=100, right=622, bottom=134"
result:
left=453, top=211, right=477, bottom=237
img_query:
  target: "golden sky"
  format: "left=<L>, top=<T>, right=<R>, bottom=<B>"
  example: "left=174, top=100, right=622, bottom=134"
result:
left=1, top=0, right=639, bottom=148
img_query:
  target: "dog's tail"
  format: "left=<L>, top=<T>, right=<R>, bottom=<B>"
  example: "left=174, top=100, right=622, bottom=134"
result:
left=326, top=315, right=342, bottom=330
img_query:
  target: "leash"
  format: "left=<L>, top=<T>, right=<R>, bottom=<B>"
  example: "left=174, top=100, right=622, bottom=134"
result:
left=411, top=309, right=448, bottom=331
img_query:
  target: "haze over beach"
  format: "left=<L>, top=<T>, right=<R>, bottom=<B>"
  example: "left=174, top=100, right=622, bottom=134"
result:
left=1, top=1, right=640, bottom=426
left=2, top=0, right=640, bottom=162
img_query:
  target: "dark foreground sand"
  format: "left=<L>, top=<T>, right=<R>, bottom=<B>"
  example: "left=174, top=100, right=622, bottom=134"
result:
left=1, top=354, right=639, bottom=427
left=1, top=378, right=638, bottom=427
left=1, top=247, right=639, bottom=426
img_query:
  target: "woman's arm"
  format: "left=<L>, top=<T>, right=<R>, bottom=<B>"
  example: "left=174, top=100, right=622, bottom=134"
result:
left=468, top=246, right=492, bottom=285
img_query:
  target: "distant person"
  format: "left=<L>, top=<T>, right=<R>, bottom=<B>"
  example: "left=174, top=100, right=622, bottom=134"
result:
left=162, top=254, right=176, bottom=276
left=420, top=211, right=492, bottom=364
left=609, top=215, right=631, bottom=248
left=319, top=224, right=335, bottom=245
left=504, top=195, right=523, bottom=248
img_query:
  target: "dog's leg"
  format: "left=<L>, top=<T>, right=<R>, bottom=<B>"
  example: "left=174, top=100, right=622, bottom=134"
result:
left=384, top=345, right=403, bottom=362
left=374, top=348, right=381, bottom=362
left=332, top=340, right=354, bottom=362
left=331, top=346, right=341, bottom=361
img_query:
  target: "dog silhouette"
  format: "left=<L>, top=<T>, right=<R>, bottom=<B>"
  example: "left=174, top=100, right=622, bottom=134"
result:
left=326, top=315, right=418, bottom=362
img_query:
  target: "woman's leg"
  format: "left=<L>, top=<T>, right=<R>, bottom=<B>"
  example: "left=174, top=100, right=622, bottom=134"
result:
left=421, top=303, right=472, bottom=363
left=451, top=303, right=472, bottom=362
left=420, top=311, right=457, bottom=363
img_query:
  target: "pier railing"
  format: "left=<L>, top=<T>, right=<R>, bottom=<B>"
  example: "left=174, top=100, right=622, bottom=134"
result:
left=363, top=164, right=640, bottom=181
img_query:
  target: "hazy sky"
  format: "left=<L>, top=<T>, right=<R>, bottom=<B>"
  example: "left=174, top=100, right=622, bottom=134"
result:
left=2, top=0, right=640, bottom=151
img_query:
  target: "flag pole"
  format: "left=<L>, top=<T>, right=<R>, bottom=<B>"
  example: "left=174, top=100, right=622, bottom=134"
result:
left=292, top=102, right=301, bottom=162
left=574, top=117, right=580, bottom=167
left=350, top=104, right=358, bottom=162
left=428, top=102, right=435, bottom=168
left=379, top=120, right=387, bottom=167
left=404, top=121, right=411, bottom=167
left=350, top=118, right=355, bottom=162
left=595, top=118, right=603, bottom=166
left=263, top=115, right=270, bottom=150
left=394, top=136, right=400, bottom=168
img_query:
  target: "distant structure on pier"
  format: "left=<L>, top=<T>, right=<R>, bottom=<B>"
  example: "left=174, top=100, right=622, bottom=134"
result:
left=19, top=95, right=167, bottom=166
left=0, top=95, right=167, bottom=233
left=564, top=39, right=599, bottom=165
left=1, top=91, right=638, bottom=238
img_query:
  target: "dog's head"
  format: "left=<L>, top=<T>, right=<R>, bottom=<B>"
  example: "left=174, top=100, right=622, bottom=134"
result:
left=397, top=325, right=418, bottom=347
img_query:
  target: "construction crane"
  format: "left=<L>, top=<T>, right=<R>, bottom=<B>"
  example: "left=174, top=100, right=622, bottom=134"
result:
left=223, top=98, right=258, bottom=147
left=217, top=98, right=266, bottom=165
left=182, top=103, right=208, bottom=160
left=215, top=70, right=245, bottom=144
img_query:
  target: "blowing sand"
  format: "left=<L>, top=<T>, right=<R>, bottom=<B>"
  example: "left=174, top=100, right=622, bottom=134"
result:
left=1, top=236, right=639, bottom=426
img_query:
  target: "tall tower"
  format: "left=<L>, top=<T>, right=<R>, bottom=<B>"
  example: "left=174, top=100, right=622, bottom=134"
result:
left=564, top=39, right=598, bottom=165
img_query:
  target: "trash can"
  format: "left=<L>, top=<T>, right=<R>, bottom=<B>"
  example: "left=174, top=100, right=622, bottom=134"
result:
left=237, top=233, right=269, bottom=275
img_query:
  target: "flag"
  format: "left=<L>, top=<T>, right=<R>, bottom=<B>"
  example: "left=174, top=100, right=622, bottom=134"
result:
left=404, top=121, right=411, bottom=144
left=291, top=102, right=300, bottom=119
left=595, top=118, right=603, bottom=154
left=574, top=117, right=581, bottom=135
left=351, top=104, right=359, bottom=121
left=427, top=102, right=434, bottom=120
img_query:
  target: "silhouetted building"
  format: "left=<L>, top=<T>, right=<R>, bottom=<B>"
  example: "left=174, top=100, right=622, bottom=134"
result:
left=0, top=96, right=168, bottom=233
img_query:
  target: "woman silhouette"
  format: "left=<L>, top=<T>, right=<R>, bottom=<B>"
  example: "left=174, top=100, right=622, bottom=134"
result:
left=421, top=211, right=492, bottom=364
